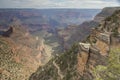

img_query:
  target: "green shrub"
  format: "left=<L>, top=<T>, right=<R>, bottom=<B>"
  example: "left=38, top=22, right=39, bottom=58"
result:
left=93, top=48, right=120, bottom=80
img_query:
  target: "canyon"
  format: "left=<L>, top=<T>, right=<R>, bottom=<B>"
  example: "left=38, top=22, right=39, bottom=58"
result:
left=0, top=7, right=120, bottom=80
left=29, top=7, right=120, bottom=80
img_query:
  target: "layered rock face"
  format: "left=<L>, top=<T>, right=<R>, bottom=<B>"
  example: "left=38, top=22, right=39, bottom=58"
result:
left=0, top=23, right=48, bottom=80
left=29, top=9, right=120, bottom=80
left=78, top=31, right=110, bottom=79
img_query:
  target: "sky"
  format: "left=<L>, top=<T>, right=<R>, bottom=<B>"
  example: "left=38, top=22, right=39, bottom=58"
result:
left=0, top=0, right=120, bottom=9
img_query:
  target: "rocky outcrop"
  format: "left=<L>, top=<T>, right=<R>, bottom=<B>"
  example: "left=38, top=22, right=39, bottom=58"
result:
left=29, top=8, right=120, bottom=80
left=78, top=9, right=120, bottom=80
left=0, top=27, right=13, bottom=37
left=0, top=23, right=46, bottom=80
left=77, top=32, right=110, bottom=79
left=94, top=7, right=120, bottom=22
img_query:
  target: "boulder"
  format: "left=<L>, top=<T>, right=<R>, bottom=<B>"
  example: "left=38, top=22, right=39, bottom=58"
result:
left=79, top=42, right=90, bottom=52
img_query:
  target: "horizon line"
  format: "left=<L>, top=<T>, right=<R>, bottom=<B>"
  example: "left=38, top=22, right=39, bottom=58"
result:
left=0, top=6, right=119, bottom=9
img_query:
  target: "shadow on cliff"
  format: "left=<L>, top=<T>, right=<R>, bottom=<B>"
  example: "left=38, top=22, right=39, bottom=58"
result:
left=0, top=27, right=13, bottom=37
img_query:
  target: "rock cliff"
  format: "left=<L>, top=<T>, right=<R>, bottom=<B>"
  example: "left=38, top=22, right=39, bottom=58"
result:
left=0, top=22, right=46, bottom=80
left=29, top=8, right=120, bottom=80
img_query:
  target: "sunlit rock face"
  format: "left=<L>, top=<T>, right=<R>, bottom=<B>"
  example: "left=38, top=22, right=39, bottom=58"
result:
left=29, top=8, right=120, bottom=80
left=0, top=25, right=44, bottom=80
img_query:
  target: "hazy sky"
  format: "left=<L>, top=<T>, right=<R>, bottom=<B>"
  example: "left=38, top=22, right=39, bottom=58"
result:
left=0, top=0, right=120, bottom=9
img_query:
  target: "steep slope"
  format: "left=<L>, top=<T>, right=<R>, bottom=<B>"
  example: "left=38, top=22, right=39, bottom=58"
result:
left=58, top=7, right=120, bottom=49
left=57, top=7, right=120, bottom=50
left=0, top=22, right=45, bottom=80
left=29, top=44, right=80, bottom=80
left=29, top=9, right=120, bottom=80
